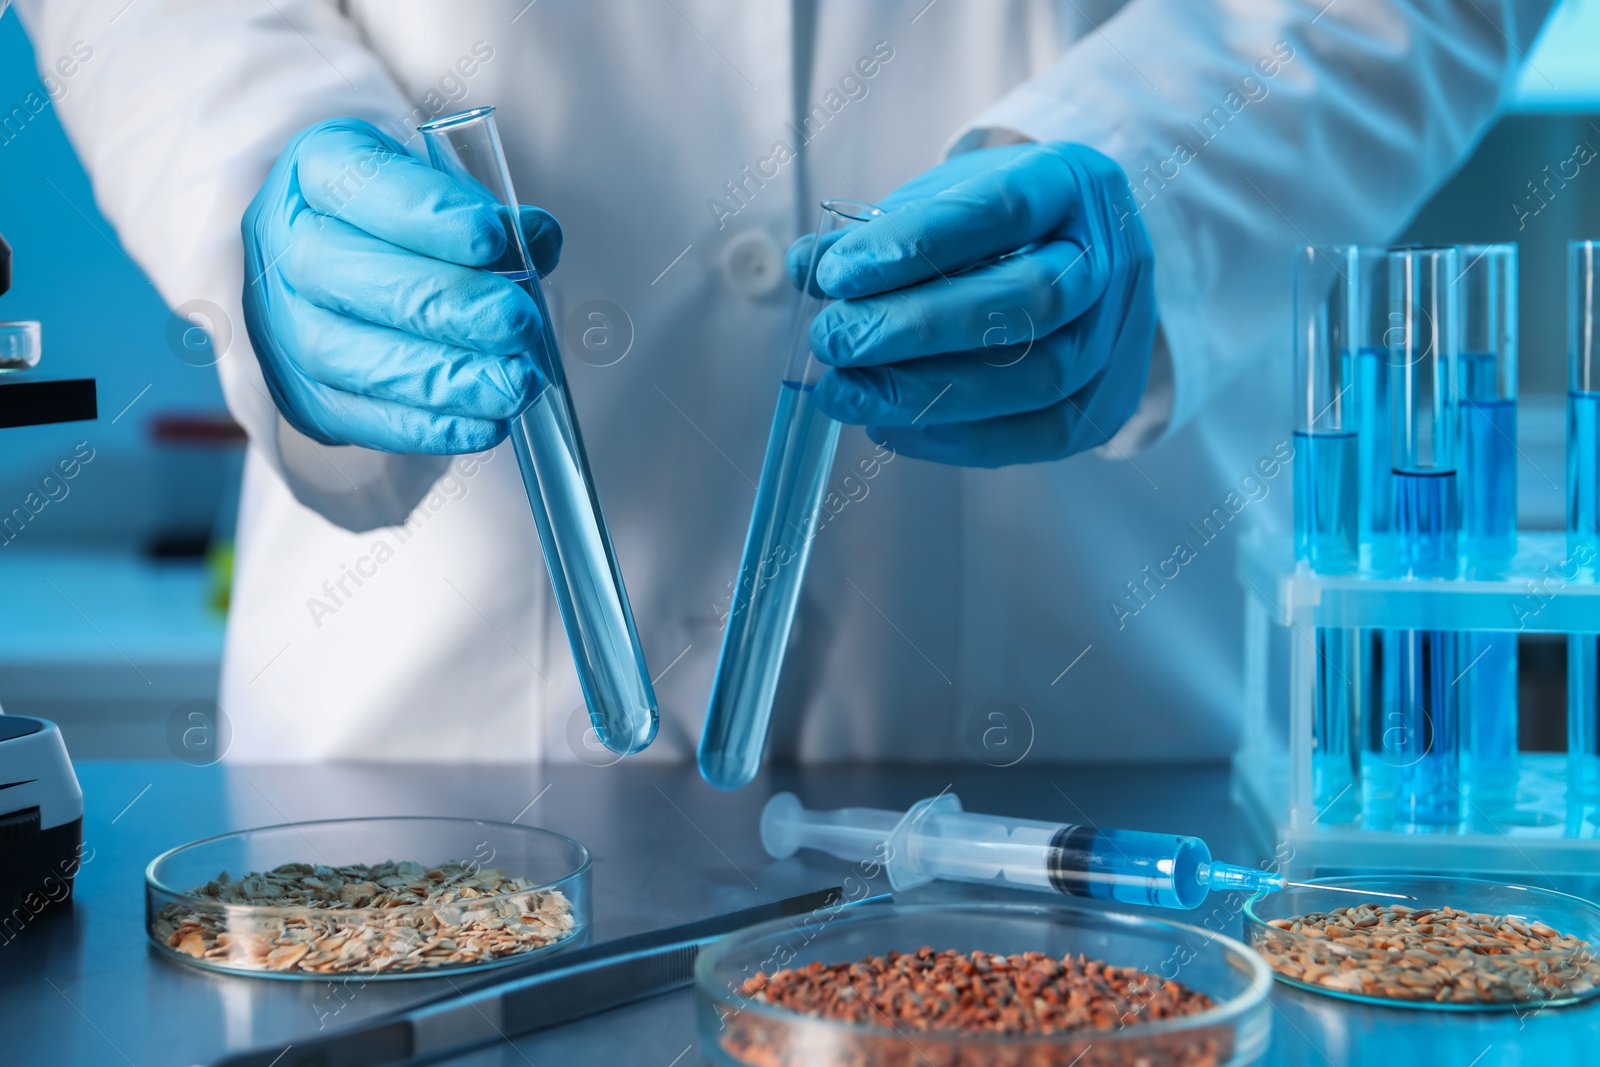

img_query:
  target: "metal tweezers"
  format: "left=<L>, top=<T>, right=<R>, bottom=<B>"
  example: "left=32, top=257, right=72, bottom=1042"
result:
left=212, top=885, right=884, bottom=1067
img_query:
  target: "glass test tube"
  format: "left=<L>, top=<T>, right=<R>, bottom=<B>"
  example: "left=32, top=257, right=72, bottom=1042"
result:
left=1458, top=245, right=1519, bottom=819
left=1382, top=246, right=1462, bottom=830
left=1356, top=248, right=1395, bottom=571
left=1354, top=248, right=1393, bottom=823
left=1569, top=240, right=1600, bottom=804
left=1292, top=245, right=1361, bottom=823
left=697, top=200, right=878, bottom=790
left=419, top=108, right=657, bottom=755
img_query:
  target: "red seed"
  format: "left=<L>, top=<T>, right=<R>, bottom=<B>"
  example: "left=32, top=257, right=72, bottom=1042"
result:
left=729, top=946, right=1215, bottom=1039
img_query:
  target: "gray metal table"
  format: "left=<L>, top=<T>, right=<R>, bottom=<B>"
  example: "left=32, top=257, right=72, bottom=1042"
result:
left=4, top=761, right=1596, bottom=1065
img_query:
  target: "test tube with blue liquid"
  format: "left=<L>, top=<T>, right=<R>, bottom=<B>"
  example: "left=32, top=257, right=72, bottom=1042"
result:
left=1457, top=244, right=1519, bottom=818
left=698, top=200, right=880, bottom=790
left=1292, top=245, right=1361, bottom=823
left=1357, top=247, right=1395, bottom=572
left=1355, top=248, right=1393, bottom=822
left=1569, top=240, right=1600, bottom=804
left=1382, top=246, right=1462, bottom=830
left=419, top=108, right=657, bottom=755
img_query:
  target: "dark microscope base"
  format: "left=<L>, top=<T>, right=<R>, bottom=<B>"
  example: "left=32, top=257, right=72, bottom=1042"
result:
left=0, top=812, right=84, bottom=933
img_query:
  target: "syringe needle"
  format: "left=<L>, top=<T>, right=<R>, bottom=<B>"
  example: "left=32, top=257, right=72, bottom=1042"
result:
left=1282, top=880, right=1416, bottom=901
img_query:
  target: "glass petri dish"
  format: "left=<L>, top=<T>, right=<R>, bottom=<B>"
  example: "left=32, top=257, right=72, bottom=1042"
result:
left=146, top=816, right=590, bottom=980
left=695, top=900, right=1273, bottom=1067
left=1244, top=875, right=1600, bottom=1010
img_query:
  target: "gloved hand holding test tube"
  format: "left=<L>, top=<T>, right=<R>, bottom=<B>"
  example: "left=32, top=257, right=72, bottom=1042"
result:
left=700, top=150, right=1154, bottom=790
left=243, top=109, right=654, bottom=753
left=762, top=793, right=1413, bottom=910
left=419, top=108, right=657, bottom=755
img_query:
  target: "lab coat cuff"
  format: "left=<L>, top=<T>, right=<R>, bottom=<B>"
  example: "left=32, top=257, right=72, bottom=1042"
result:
left=273, top=414, right=453, bottom=532
left=1095, top=329, right=1174, bottom=459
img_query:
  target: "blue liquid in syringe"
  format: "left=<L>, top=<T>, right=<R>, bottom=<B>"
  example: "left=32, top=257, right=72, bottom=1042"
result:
left=1385, top=468, right=1460, bottom=827
left=505, top=274, right=657, bottom=755
left=699, top=381, right=841, bottom=790
left=1046, top=826, right=1210, bottom=909
left=1460, top=352, right=1517, bottom=809
left=1294, top=430, right=1359, bottom=819
left=1569, top=391, right=1600, bottom=799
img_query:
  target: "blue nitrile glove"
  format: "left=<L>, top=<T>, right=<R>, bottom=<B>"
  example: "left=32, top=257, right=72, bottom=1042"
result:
left=786, top=143, right=1156, bottom=467
left=242, top=118, right=561, bottom=454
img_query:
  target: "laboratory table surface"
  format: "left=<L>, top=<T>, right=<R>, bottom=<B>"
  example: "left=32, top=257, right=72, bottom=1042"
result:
left=4, top=760, right=1598, bottom=1066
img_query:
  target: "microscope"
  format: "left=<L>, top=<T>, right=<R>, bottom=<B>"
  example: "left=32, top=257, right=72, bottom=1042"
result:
left=0, top=227, right=95, bottom=917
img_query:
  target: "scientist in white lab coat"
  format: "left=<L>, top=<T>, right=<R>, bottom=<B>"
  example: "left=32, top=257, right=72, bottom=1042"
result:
left=16, top=1, right=1553, bottom=764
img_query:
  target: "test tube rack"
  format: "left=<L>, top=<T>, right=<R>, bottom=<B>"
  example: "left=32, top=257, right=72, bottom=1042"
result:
left=1234, top=528, right=1600, bottom=875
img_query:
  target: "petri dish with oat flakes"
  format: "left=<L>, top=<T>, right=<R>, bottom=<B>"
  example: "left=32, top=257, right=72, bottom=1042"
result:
left=696, top=900, right=1273, bottom=1067
left=1244, top=875, right=1600, bottom=1010
left=145, top=816, right=590, bottom=980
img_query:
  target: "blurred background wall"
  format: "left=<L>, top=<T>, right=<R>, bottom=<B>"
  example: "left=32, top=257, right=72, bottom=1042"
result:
left=0, top=15, right=233, bottom=545
left=0, top=12, right=238, bottom=758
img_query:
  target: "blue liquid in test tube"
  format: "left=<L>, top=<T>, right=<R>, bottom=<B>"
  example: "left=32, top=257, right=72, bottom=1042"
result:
left=1294, top=430, right=1360, bottom=569
left=1298, top=429, right=1360, bottom=819
left=504, top=294, right=657, bottom=753
left=1460, top=355, right=1518, bottom=563
left=698, top=200, right=879, bottom=790
left=1458, top=246, right=1519, bottom=819
left=419, top=108, right=657, bottom=755
left=698, top=380, right=841, bottom=790
left=1382, top=246, right=1462, bottom=831
left=1573, top=391, right=1599, bottom=805
left=1572, top=388, right=1599, bottom=804
left=1292, top=245, right=1361, bottom=822
left=1358, top=345, right=1394, bottom=567
left=1385, top=468, right=1460, bottom=827
left=1569, top=241, right=1600, bottom=805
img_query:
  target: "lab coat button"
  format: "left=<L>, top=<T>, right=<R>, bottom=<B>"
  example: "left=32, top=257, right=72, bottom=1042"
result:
left=720, top=229, right=784, bottom=298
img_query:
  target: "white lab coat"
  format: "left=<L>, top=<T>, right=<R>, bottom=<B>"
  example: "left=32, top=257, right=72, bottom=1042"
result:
left=17, top=0, right=1552, bottom=763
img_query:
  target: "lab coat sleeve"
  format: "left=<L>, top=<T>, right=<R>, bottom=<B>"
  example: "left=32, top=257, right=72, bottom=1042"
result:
left=949, top=0, right=1556, bottom=452
left=12, top=0, right=449, bottom=531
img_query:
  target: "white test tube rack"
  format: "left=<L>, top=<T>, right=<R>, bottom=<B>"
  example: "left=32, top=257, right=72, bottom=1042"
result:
left=1234, top=528, right=1600, bottom=875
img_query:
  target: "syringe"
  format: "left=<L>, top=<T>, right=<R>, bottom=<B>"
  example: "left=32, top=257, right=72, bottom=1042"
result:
left=761, top=792, right=1411, bottom=910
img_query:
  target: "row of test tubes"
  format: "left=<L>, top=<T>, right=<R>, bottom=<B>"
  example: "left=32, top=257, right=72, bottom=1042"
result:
left=1295, top=241, right=1600, bottom=833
